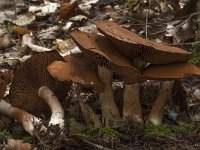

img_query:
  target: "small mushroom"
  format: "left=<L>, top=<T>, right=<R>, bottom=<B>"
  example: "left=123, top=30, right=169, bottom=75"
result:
left=96, top=20, right=192, bottom=64
left=6, top=51, right=71, bottom=134
left=48, top=54, right=104, bottom=92
left=71, top=30, right=140, bottom=127
left=141, top=63, right=200, bottom=125
left=48, top=54, right=103, bottom=128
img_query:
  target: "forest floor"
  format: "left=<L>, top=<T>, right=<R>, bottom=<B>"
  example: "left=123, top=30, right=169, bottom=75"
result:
left=0, top=0, right=200, bottom=149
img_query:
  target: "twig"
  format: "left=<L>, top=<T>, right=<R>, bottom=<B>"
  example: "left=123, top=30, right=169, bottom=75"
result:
left=167, top=41, right=200, bottom=46
left=81, top=138, right=111, bottom=150
left=35, top=134, right=50, bottom=149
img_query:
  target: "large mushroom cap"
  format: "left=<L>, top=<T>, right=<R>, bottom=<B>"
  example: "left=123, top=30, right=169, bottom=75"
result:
left=48, top=54, right=104, bottom=92
left=141, top=63, right=200, bottom=80
left=96, top=20, right=192, bottom=64
left=70, top=30, right=140, bottom=84
left=9, top=51, right=71, bottom=116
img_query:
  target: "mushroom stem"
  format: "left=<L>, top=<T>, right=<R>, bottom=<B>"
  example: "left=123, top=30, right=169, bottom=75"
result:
left=123, top=83, right=143, bottom=123
left=146, top=81, right=174, bottom=125
left=38, top=86, right=65, bottom=130
left=98, top=66, right=121, bottom=127
left=0, top=100, right=45, bottom=135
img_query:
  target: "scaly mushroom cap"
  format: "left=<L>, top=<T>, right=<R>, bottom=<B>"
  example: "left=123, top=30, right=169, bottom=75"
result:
left=96, top=21, right=192, bottom=64
left=48, top=54, right=104, bottom=92
left=70, top=30, right=140, bottom=84
left=9, top=51, right=71, bottom=117
left=141, top=63, right=200, bottom=80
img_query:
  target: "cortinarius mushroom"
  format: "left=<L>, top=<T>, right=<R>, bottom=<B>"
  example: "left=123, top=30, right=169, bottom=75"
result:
left=95, top=20, right=199, bottom=125
left=0, top=51, right=71, bottom=134
left=141, top=63, right=200, bottom=125
left=48, top=54, right=104, bottom=92
left=48, top=54, right=103, bottom=128
left=71, top=30, right=141, bottom=126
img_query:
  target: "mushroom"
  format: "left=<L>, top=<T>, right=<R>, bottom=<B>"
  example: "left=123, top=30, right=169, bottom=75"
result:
left=3, top=50, right=71, bottom=134
left=95, top=20, right=199, bottom=125
left=95, top=20, right=192, bottom=64
left=141, top=63, right=200, bottom=80
left=70, top=30, right=141, bottom=127
left=141, top=63, right=200, bottom=125
left=47, top=54, right=103, bottom=128
left=48, top=54, right=104, bottom=92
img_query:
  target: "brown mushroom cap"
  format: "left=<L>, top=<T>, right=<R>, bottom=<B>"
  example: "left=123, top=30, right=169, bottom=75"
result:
left=48, top=54, right=104, bottom=92
left=9, top=51, right=71, bottom=117
left=96, top=20, right=192, bottom=64
left=141, top=63, right=200, bottom=80
left=70, top=30, right=140, bottom=84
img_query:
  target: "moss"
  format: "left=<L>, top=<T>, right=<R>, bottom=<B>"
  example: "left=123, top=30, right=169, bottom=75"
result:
left=189, top=28, right=200, bottom=67
left=127, top=0, right=139, bottom=8
left=176, top=124, right=195, bottom=133
left=145, top=124, right=174, bottom=138
left=83, top=127, right=127, bottom=139
left=189, top=50, right=200, bottom=67
left=0, top=128, right=12, bottom=139
left=0, top=127, right=35, bottom=143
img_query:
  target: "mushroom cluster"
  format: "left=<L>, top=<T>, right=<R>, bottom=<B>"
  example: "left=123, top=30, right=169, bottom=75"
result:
left=2, top=20, right=199, bottom=136
left=0, top=51, right=72, bottom=135
left=66, top=21, right=200, bottom=126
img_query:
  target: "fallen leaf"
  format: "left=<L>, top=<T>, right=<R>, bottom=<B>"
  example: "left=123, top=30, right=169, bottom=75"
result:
left=3, top=139, right=32, bottom=150
left=12, top=13, right=36, bottom=26
left=59, top=2, right=78, bottom=21
left=29, top=1, right=60, bottom=16
left=12, top=26, right=33, bottom=35
left=22, top=34, right=52, bottom=52
left=0, top=34, right=12, bottom=49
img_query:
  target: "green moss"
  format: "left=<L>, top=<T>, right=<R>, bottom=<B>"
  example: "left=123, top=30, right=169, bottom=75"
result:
left=127, top=0, right=139, bottom=8
left=189, top=49, right=200, bottom=67
left=0, top=128, right=12, bottom=138
left=189, top=28, right=200, bottom=67
left=0, top=127, right=35, bottom=142
left=176, top=124, right=195, bottom=133
left=83, top=127, right=127, bottom=139
left=145, top=124, right=174, bottom=137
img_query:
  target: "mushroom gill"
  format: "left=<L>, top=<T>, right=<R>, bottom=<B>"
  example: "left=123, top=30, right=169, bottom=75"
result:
left=96, top=20, right=192, bottom=64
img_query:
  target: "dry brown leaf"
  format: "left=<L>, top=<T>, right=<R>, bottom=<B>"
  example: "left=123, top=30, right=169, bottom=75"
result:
left=12, top=26, right=32, bottom=35
left=3, top=139, right=31, bottom=150
left=59, top=2, right=78, bottom=20
left=0, top=34, right=12, bottom=49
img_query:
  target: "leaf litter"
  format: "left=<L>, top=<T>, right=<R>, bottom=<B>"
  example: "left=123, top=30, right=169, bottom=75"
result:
left=0, top=0, right=200, bottom=149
